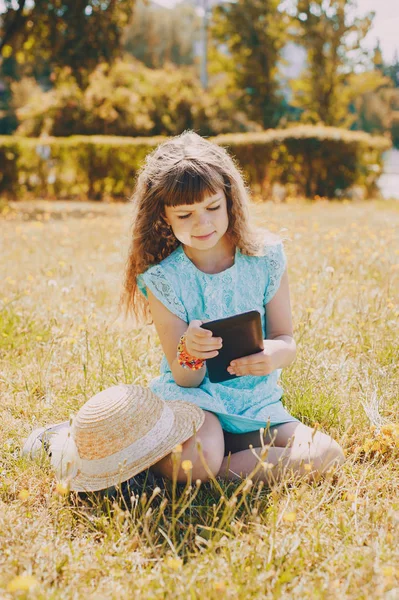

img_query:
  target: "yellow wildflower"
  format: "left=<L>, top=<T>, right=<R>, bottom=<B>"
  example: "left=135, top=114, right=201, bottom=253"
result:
left=55, top=482, right=69, bottom=495
left=283, top=512, right=296, bottom=522
left=166, top=557, right=182, bottom=570
left=18, top=489, right=30, bottom=501
left=213, top=581, right=226, bottom=591
left=7, top=575, right=38, bottom=592
left=181, top=460, right=192, bottom=472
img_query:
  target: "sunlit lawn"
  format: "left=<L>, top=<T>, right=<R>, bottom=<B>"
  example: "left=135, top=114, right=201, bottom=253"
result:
left=1, top=198, right=399, bottom=599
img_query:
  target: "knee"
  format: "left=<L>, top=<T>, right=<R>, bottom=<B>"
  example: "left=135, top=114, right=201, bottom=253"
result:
left=150, top=411, right=225, bottom=484
left=182, top=411, right=225, bottom=483
left=312, top=436, right=345, bottom=475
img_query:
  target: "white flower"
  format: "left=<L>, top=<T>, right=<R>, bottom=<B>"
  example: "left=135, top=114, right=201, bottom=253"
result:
left=48, top=279, right=57, bottom=287
left=325, top=266, right=334, bottom=274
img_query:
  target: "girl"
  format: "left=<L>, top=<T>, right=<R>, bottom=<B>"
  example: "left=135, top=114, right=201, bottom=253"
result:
left=122, top=130, right=345, bottom=485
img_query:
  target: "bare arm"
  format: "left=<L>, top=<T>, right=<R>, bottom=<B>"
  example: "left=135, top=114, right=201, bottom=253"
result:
left=146, top=289, right=221, bottom=388
left=265, top=268, right=296, bottom=370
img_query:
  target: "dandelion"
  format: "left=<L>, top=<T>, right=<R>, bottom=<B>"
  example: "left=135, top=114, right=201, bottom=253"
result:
left=7, top=575, right=38, bottom=592
left=283, top=512, right=297, bottom=522
left=182, top=460, right=192, bottom=472
left=54, top=482, right=69, bottom=495
left=166, top=557, right=182, bottom=570
left=303, top=463, right=312, bottom=472
left=18, top=489, right=30, bottom=501
left=213, top=581, right=226, bottom=591
left=345, top=493, right=356, bottom=502
left=173, top=444, right=183, bottom=453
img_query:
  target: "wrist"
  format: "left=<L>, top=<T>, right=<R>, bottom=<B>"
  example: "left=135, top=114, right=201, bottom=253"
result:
left=177, top=331, right=205, bottom=371
left=172, top=357, right=206, bottom=388
left=264, top=336, right=296, bottom=370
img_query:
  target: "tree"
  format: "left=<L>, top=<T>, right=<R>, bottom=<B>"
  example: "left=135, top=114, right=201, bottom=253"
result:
left=0, top=0, right=135, bottom=133
left=211, top=0, right=291, bottom=129
left=123, top=0, right=199, bottom=68
left=10, top=57, right=260, bottom=138
left=290, top=0, right=375, bottom=126
left=0, top=1, right=135, bottom=84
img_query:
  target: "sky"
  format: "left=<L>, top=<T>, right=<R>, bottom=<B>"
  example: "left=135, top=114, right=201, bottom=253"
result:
left=153, top=0, right=399, bottom=63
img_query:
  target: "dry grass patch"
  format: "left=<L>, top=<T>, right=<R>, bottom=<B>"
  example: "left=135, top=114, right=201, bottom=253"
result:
left=1, top=198, right=398, bottom=599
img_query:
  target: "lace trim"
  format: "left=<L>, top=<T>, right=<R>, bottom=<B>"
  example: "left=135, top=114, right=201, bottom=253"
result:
left=141, top=266, right=187, bottom=321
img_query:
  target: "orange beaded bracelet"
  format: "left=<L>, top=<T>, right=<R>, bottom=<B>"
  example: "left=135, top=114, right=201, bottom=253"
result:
left=177, top=332, right=205, bottom=371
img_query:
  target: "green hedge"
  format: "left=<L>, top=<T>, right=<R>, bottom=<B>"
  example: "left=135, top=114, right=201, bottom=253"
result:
left=0, top=126, right=391, bottom=200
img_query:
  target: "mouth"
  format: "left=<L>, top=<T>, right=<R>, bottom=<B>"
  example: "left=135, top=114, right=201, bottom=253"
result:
left=193, top=232, right=215, bottom=240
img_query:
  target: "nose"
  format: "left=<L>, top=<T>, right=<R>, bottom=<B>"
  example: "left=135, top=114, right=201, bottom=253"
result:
left=196, top=212, right=211, bottom=227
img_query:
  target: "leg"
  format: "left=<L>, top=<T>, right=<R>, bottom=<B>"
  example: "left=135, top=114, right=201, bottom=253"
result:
left=219, top=422, right=345, bottom=483
left=223, top=421, right=310, bottom=454
left=149, top=411, right=225, bottom=484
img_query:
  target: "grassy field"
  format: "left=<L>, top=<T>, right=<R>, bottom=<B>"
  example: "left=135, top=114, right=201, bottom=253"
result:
left=1, top=198, right=399, bottom=599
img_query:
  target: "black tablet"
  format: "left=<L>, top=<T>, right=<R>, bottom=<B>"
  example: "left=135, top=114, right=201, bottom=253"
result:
left=200, top=310, right=264, bottom=383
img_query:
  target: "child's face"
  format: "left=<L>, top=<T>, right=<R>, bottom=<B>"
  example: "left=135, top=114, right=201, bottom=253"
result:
left=163, top=189, right=229, bottom=250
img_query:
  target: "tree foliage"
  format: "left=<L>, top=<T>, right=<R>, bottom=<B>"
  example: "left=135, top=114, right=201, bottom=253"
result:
left=0, top=0, right=134, bottom=84
left=290, top=0, right=376, bottom=126
left=9, top=57, right=259, bottom=138
left=123, top=0, right=198, bottom=68
left=211, top=0, right=291, bottom=129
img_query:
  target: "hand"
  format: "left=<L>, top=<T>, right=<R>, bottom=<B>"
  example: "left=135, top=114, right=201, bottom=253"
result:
left=184, top=320, right=223, bottom=360
left=227, top=341, right=277, bottom=377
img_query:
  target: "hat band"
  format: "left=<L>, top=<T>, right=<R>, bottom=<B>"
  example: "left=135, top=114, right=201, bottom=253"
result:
left=77, top=402, right=176, bottom=477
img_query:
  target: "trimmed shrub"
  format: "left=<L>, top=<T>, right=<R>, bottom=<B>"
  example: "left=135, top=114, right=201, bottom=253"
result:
left=0, top=126, right=391, bottom=200
left=215, top=126, right=391, bottom=198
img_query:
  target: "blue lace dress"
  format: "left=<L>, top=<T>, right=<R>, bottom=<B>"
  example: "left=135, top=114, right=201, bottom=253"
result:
left=137, top=240, right=299, bottom=434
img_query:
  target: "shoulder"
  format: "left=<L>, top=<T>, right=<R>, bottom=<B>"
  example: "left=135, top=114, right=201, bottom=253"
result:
left=136, top=246, right=187, bottom=320
left=139, top=246, right=183, bottom=280
left=159, top=245, right=185, bottom=271
left=240, top=228, right=286, bottom=260
left=258, top=229, right=286, bottom=256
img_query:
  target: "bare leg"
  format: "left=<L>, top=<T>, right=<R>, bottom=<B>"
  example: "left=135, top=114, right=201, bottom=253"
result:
left=218, top=422, right=345, bottom=484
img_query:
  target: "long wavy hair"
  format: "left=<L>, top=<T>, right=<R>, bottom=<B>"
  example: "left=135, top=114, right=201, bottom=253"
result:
left=121, top=130, right=278, bottom=324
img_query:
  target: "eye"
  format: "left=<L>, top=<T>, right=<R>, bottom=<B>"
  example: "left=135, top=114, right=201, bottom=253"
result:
left=177, top=205, right=220, bottom=219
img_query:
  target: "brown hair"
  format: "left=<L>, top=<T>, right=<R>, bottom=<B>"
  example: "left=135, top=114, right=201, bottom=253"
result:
left=121, top=130, right=278, bottom=324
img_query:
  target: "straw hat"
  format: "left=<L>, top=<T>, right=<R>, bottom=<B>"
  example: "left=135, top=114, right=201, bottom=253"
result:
left=49, top=384, right=205, bottom=492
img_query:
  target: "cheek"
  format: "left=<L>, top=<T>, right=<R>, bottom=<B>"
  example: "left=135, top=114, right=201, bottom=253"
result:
left=177, top=232, right=192, bottom=245
left=171, top=220, right=192, bottom=244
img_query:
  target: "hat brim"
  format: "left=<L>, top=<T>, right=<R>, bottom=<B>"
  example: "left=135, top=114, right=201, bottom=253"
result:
left=68, top=401, right=205, bottom=492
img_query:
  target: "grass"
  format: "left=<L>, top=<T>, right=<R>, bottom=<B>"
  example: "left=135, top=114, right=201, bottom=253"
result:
left=1, top=198, right=399, bottom=599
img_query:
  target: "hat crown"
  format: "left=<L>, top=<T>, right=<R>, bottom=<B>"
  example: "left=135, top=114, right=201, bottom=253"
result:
left=73, top=385, right=164, bottom=460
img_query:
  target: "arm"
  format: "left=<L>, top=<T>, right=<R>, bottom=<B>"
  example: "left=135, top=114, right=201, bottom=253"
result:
left=147, top=289, right=205, bottom=387
left=264, top=268, right=296, bottom=370
left=227, top=268, right=296, bottom=377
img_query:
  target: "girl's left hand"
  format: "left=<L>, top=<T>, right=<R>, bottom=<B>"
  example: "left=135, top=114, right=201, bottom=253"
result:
left=227, top=343, right=277, bottom=377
